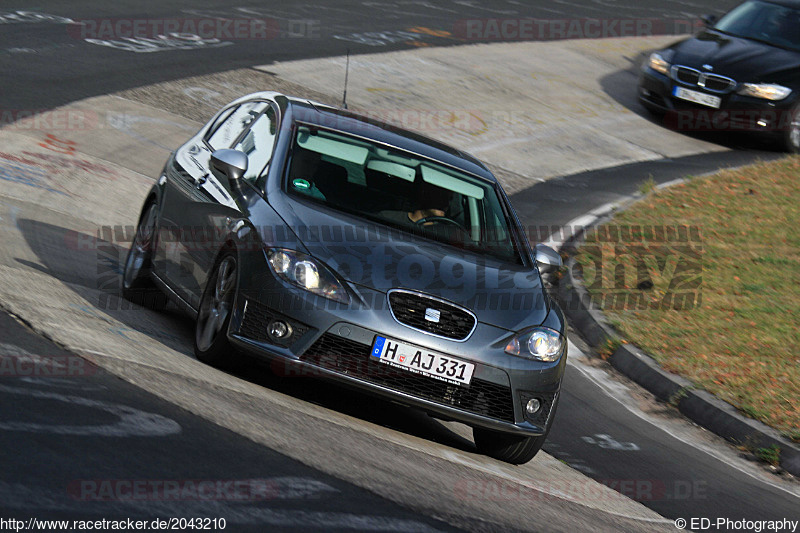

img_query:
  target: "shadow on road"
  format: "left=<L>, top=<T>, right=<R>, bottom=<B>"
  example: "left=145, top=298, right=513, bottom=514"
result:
left=15, top=217, right=477, bottom=456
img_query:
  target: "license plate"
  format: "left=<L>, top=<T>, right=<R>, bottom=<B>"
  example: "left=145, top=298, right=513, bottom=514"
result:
left=370, top=336, right=474, bottom=386
left=672, top=86, right=721, bottom=108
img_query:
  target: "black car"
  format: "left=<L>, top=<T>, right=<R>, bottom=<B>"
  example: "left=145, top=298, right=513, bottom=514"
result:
left=122, top=91, right=567, bottom=464
left=638, top=0, right=800, bottom=151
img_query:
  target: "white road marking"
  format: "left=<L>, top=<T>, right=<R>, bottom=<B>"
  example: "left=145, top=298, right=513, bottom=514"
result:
left=0, top=384, right=181, bottom=437
left=0, top=341, right=42, bottom=359
left=581, top=434, right=640, bottom=451
left=17, top=376, right=108, bottom=391
left=565, top=348, right=800, bottom=499
left=0, top=11, right=74, bottom=25
left=85, top=34, right=233, bottom=54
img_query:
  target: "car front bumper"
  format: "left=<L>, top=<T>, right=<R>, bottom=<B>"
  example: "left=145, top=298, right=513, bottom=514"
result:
left=638, top=66, right=796, bottom=139
left=227, top=270, right=566, bottom=437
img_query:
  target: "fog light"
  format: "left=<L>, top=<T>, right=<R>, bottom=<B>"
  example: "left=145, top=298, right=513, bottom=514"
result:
left=268, top=320, right=292, bottom=339
left=526, top=398, right=542, bottom=416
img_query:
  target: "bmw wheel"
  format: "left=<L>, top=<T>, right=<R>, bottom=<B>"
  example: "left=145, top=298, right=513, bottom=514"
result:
left=194, top=251, right=240, bottom=368
left=122, top=202, right=166, bottom=310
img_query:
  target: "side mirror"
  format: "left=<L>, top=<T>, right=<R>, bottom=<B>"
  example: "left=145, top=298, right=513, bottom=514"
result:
left=210, top=149, right=248, bottom=185
left=534, top=243, right=562, bottom=273
left=700, top=14, right=717, bottom=27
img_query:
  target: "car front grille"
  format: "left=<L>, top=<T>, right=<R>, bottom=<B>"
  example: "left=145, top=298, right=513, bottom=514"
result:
left=671, top=65, right=736, bottom=94
left=673, top=66, right=701, bottom=86
left=388, top=290, right=476, bottom=341
left=301, top=333, right=515, bottom=423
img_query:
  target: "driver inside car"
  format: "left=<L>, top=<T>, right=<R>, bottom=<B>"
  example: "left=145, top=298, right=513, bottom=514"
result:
left=379, top=181, right=454, bottom=227
left=379, top=181, right=475, bottom=246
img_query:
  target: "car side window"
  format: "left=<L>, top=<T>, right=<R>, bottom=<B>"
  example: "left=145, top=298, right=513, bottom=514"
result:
left=204, top=105, right=237, bottom=145
left=234, top=106, right=277, bottom=182
left=206, top=101, right=269, bottom=152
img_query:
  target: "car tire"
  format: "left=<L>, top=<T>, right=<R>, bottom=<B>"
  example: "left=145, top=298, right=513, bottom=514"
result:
left=473, top=395, right=560, bottom=464
left=194, top=250, right=241, bottom=368
left=122, top=202, right=167, bottom=310
left=784, top=104, right=800, bottom=153
left=473, top=428, right=546, bottom=464
left=641, top=102, right=666, bottom=118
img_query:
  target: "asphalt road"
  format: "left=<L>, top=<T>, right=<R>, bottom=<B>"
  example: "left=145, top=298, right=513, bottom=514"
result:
left=511, top=148, right=800, bottom=526
left=510, top=148, right=800, bottom=528
left=0, top=312, right=457, bottom=532
left=2, top=0, right=799, bottom=531
left=3, top=0, right=735, bottom=111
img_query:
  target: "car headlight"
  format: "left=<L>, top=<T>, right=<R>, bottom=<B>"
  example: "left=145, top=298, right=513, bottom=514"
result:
left=505, top=327, right=564, bottom=362
left=266, top=248, right=350, bottom=304
left=737, top=83, right=792, bottom=101
left=647, top=52, right=670, bottom=76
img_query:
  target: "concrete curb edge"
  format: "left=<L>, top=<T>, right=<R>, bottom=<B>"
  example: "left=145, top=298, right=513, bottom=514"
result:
left=552, top=189, right=800, bottom=478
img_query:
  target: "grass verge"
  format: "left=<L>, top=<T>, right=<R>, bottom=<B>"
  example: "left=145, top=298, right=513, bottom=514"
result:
left=576, top=156, right=800, bottom=439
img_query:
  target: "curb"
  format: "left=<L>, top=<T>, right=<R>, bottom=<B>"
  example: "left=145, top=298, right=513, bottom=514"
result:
left=553, top=196, right=800, bottom=479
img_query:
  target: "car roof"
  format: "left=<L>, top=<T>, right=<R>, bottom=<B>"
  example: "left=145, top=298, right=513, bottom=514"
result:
left=280, top=95, right=497, bottom=184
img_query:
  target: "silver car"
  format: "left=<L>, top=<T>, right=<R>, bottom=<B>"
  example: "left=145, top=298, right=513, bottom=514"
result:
left=123, top=91, right=567, bottom=464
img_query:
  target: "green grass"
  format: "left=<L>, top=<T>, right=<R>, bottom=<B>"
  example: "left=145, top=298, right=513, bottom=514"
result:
left=576, top=156, right=800, bottom=437
left=755, top=445, right=781, bottom=466
left=638, top=176, right=657, bottom=195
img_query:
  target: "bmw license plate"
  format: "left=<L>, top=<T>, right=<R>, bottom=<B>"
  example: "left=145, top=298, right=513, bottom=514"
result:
left=672, top=86, right=721, bottom=108
left=371, top=336, right=474, bottom=386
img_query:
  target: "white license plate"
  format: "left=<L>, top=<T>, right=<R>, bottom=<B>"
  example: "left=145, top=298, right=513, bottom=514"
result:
left=672, top=86, right=721, bottom=108
left=370, top=336, right=474, bottom=386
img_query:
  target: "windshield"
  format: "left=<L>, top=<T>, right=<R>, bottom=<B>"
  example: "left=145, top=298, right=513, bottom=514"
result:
left=714, top=0, right=800, bottom=51
left=285, top=124, right=523, bottom=265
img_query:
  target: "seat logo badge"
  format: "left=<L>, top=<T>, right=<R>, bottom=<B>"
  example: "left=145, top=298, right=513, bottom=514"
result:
left=424, top=308, right=441, bottom=323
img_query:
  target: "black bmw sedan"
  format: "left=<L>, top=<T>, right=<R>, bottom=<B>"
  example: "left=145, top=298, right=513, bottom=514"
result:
left=122, top=91, right=567, bottom=464
left=638, top=0, right=800, bottom=151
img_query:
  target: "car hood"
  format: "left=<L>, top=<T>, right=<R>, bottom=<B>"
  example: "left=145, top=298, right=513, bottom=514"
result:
left=667, top=30, right=800, bottom=82
left=274, top=197, right=549, bottom=331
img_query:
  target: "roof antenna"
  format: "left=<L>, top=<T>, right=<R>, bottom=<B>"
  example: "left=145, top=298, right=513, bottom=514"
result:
left=342, top=48, right=350, bottom=109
